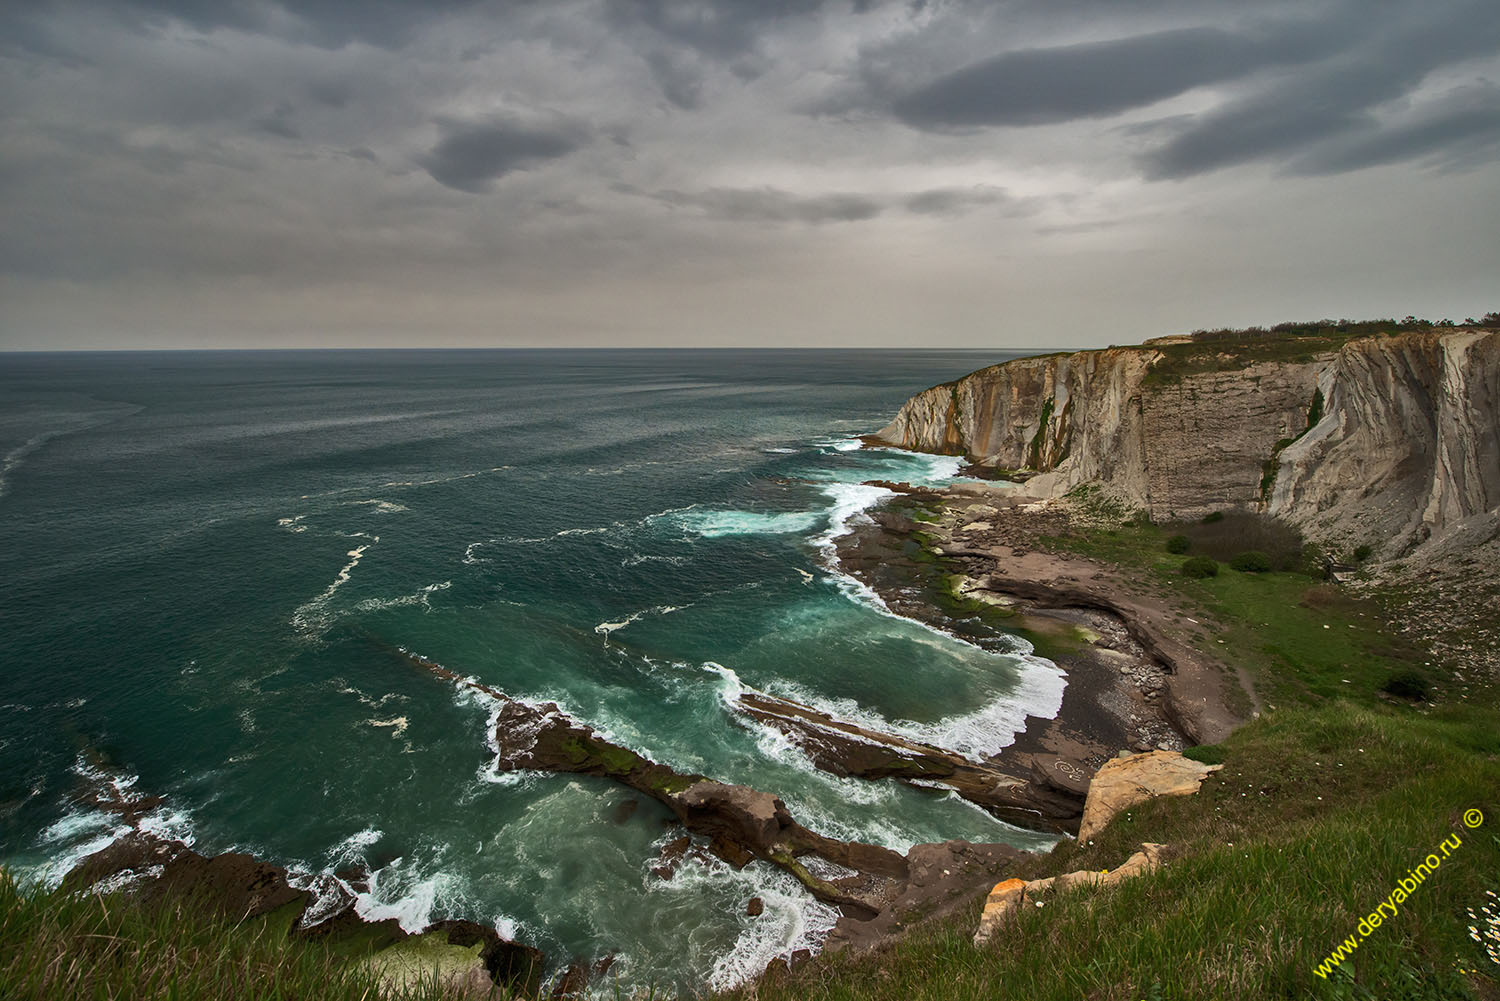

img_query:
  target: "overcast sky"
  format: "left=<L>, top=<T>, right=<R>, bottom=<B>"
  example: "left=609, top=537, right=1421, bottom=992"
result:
left=3, top=0, right=1498, bottom=349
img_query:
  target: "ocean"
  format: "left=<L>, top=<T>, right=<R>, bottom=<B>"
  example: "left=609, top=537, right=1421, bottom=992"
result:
left=0, top=349, right=1064, bottom=991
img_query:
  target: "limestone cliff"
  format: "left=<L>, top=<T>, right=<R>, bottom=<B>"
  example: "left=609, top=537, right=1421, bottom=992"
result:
left=1268, top=329, right=1500, bottom=558
left=875, top=326, right=1499, bottom=555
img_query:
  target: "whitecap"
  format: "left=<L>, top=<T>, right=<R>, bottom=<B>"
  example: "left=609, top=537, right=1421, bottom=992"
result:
left=353, top=580, right=452, bottom=614
left=27, top=758, right=195, bottom=890
left=345, top=499, right=409, bottom=514
left=621, top=552, right=689, bottom=567
left=593, top=604, right=686, bottom=639
left=644, top=857, right=839, bottom=992
left=764, top=659, right=1064, bottom=763
left=673, top=508, right=822, bottom=538
left=808, top=481, right=892, bottom=552
left=811, top=437, right=864, bottom=453
left=291, top=541, right=375, bottom=633
left=367, top=716, right=409, bottom=739
left=329, top=826, right=384, bottom=869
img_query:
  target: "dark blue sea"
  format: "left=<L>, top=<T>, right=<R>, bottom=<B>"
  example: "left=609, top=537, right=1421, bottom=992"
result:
left=0, top=349, right=1063, bottom=990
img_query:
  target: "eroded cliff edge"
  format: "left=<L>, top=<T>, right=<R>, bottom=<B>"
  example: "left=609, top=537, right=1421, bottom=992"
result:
left=874, top=325, right=1500, bottom=562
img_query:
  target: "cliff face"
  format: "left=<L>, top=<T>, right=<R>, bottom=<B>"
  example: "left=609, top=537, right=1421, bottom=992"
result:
left=1268, top=329, right=1500, bottom=557
left=876, top=328, right=1499, bottom=553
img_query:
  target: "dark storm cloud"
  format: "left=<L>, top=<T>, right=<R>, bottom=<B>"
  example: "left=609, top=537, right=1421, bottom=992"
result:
left=1285, top=83, right=1500, bottom=177
left=892, top=22, right=1342, bottom=130
left=420, top=118, right=588, bottom=194
left=1141, top=2, right=1500, bottom=178
left=2, top=0, right=1498, bottom=348
left=653, top=187, right=885, bottom=223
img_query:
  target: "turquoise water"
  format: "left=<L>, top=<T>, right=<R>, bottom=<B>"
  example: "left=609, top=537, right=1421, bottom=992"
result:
left=0, top=349, right=1062, bottom=990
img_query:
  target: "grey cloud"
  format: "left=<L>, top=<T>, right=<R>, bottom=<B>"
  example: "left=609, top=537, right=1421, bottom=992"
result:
left=892, top=23, right=1340, bottom=130
left=644, top=48, right=707, bottom=109
left=1285, top=83, right=1500, bottom=176
left=605, top=0, right=837, bottom=59
left=253, top=102, right=301, bottom=140
left=903, top=185, right=1014, bottom=215
left=100, top=0, right=482, bottom=49
left=655, top=187, right=885, bottom=223
left=649, top=184, right=1018, bottom=222
left=420, top=118, right=588, bottom=194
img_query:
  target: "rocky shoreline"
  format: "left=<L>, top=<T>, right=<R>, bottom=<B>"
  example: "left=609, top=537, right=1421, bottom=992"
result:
left=57, top=476, right=1251, bottom=994
left=833, top=482, right=1244, bottom=795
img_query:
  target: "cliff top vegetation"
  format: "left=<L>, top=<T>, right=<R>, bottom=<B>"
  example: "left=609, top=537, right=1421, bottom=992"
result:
left=1143, top=314, right=1499, bottom=384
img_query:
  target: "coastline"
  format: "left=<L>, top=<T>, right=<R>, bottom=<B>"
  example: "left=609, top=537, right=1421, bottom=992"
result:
left=39, top=451, right=1258, bottom=994
left=830, top=476, right=1250, bottom=804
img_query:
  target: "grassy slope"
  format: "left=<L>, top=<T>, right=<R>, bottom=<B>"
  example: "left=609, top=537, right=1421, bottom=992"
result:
left=0, top=874, right=508, bottom=1001
left=723, top=512, right=1500, bottom=1001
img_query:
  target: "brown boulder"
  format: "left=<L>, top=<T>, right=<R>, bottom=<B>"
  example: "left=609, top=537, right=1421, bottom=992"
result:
left=1077, top=750, right=1221, bottom=842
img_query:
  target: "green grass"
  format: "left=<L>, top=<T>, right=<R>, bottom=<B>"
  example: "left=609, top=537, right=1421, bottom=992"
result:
left=725, top=705, right=1500, bottom=1001
left=0, top=873, right=499, bottom=1001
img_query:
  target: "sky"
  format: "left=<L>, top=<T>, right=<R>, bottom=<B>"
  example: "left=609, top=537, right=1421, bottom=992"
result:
left=2, top=0, right=1498, bottom=350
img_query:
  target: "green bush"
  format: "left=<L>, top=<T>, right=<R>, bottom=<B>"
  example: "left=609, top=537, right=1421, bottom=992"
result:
left=1181, top=743, right=1228, bottom=765
left=1229, top=551, right=1272, bottom=573
left=1201, top=511, right=1225, bottom=524
left=1381, top=670, right=1429, bottom=702
left=1165, top=535, right=1191, bottom=554
left=1353, top=544, right=1373, bottom=562
left=1181, top=556, right=1219, bottom=578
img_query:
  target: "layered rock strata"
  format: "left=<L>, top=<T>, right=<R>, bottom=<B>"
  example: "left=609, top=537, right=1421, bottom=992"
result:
left=405, top=650, right=909, bottom=916
left=874, top=327, right=1500, bottom=555
left=733, top=691, right=1081, bottom=831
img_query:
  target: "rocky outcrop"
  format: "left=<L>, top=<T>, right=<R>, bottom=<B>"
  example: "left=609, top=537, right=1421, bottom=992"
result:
left=1076, top=750, right=1222, bottom=843
left=734, top=691, right=1081, bottom=831
left=404, top=649, right=908, bottom=915
left=63, top=806, right=544, bottom=999
left=875, top=327, right=1499, bottom=546
left=971, top=842, right=1168, bottom=945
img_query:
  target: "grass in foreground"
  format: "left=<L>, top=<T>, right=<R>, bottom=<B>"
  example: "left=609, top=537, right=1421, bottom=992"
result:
left=0, top=874, right=494, bottom=1001
left=730, top=702, right=1499, bottom=1000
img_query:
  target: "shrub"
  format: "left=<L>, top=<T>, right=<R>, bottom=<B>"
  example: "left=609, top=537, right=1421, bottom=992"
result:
left=1181, top=743, right=1228, bottom=766
left=1181, top=556, right=1219, bottom=578
left=1165, top=535, right=1191, bottom=554
left=1229, top=551, right=1272, bottom=573
left=1353, top=544, right=1373, bottom=562
left=1381, top=670, right=1429, bottom=702
left=1179, top=512, right=1309, bottom=573
left=1201, top=511, right=1225, bottom=524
